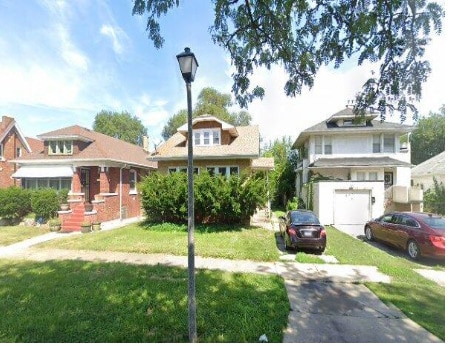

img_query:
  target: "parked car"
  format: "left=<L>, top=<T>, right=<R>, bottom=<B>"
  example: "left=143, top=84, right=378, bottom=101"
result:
left=364, top=212, right=445, bottom=260
left=278, top=209, right=326, bottom=253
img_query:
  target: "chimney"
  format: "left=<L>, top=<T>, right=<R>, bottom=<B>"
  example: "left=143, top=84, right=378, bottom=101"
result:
left=143, top=135, right=149, bottom=152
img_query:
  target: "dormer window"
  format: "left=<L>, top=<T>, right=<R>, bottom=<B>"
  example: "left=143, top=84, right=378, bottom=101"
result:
left=193, top=128, right=221, bottom=146
left=48, top=140, right=73, bottom=155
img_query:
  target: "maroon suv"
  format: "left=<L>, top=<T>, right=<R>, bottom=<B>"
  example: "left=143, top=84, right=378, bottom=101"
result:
left=364, top=212, right=445, bottom=260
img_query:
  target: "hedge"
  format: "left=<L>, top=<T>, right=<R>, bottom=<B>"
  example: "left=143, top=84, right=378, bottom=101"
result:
left=140, top=171, right=267, bottom=225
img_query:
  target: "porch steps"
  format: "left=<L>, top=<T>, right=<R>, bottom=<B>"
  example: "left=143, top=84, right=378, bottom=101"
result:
left=61, top=204, right=85, bottom=232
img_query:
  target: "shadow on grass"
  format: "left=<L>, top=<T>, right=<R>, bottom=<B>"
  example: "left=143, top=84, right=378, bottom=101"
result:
left=0, top=259, right=289, bottom=343
left=359, top=236, right=445, bottom=269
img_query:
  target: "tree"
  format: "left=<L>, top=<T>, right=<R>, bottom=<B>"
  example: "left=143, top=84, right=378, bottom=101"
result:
left=161, top=87, right=252, bottom=140
left=132, top=0, right=444, bottom=121
left=93, top=110, right=148, bottom=146
left=410, top=105, right=445, bottom=165
left=423, top=177, right=445, bottom=215
left=262, top=136, right=298, bottom=208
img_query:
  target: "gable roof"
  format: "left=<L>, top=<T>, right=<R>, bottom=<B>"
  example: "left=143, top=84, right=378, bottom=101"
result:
left=151, top=124, right=260, bottom=161
left=177, top=115, right=239, bottom=137
left=411, top=151, right=445, bottom=177
left=0, top=116, right=32, bottom=153
left=14, top=125, right=156, bottom=169
left=293, top=108, right=415, bottom=148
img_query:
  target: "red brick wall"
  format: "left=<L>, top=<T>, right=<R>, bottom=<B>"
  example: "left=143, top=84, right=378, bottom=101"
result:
left=0, top=128, right=27, bottom=188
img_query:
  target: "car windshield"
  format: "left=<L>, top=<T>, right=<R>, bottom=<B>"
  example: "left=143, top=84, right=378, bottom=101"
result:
left=291, top=211, right=320, bottom=224
left=420, top=216, right=445, bottom=230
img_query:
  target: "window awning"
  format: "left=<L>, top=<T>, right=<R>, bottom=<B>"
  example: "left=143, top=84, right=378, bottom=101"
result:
left=12, top=166, right=74, bottom=178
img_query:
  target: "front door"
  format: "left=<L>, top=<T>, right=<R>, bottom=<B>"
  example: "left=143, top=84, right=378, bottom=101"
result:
left=80, top=168, right=90, bottom=202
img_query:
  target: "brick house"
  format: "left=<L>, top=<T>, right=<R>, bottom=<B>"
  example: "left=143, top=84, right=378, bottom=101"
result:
left=12, top=125, right=156, bottom=231
left=0, top=116, right=32, bottom=188
left=149, top=115, right=274, bottom=213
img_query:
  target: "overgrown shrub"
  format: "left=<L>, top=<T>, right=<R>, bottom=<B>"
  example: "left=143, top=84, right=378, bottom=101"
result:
left=31, top=188, right=60, bottom=221
left=423, top=177, right=445, bottom=215
left=0, top=186, right=32, bottom=221
left=140, top=171, right=267, bottom=225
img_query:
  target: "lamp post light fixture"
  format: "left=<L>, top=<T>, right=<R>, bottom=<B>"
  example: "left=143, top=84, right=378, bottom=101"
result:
left=176, top=47, right=199, bottom=343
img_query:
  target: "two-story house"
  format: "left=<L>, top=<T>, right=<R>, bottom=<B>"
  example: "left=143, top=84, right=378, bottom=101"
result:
left=11, top=125, right=157, bottom=230
left=0, top=116, right=32, bottom=188
left=292, top=106, right=422, bottom=226
left=149, top=115, right=274, bottom=212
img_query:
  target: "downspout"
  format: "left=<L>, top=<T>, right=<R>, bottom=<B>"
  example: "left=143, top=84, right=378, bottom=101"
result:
left=120, top=164, right=127, bottom=221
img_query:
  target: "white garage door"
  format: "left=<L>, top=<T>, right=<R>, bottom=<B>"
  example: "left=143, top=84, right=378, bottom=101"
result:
left=334, top=190, right=371, bottom=225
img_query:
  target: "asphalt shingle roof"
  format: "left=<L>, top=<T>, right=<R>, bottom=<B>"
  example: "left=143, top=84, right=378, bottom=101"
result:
left=150, top=125, right=260, bottom=161
left=17, top=125, right=156, bottom=169
left=411, top=151, right=445, bottom=177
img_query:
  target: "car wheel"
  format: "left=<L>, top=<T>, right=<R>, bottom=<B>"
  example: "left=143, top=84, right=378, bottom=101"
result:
left=364, top=226, right=374, bottom=241
left=407, top=240, right=421, bottom=260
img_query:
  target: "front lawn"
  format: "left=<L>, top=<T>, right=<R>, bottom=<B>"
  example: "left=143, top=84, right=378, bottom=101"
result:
left=325, top=226, right=445, bottom=341
left=37, top=222, right=280, bottom=262
left=0, top=259, right=289, bottom=342
left=0, top=225, right=50, bottom=246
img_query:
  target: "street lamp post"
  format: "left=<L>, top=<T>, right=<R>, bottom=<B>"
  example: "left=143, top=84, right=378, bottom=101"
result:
left=176, top=47, right=199, bottom=343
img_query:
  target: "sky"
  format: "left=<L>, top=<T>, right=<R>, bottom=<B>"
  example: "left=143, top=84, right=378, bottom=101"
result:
left=0, top=0, right=446, bottom=148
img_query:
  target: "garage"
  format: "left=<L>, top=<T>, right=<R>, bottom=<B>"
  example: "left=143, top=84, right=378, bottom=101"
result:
left=333, top=189, right=371, bottom=225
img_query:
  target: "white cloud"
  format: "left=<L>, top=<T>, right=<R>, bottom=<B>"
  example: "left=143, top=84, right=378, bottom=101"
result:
left=100, top=24, right=130, bottom=56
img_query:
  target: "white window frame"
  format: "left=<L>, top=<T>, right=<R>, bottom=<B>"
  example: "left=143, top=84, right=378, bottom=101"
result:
left=206, top=166, right=239, bottom=178
left=193, top=128, right=221, bottom=146
left=129, top=169, right=137, bottom=194
left=48, top=140, right=73, bottom=155
left=168, top=167, right=200, bottom=174
left=383, top=134, right=395, bottom=153
left=373, top=135, right=381, bottom=153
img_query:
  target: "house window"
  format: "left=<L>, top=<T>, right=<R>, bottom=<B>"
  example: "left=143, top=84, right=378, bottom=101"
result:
left=314, top=136, right=322, bottom=154
left=193, top=129, right=221, bottom=146
left=129, top=169, right=137, bottom=194
left=22, top=178, right=72, bottom=190
left=48, top=140, right=73, bottom=155
left=324, top=137, right=332, bottom=154
left=168, top=167, right=199, bottom=174
left=373, top=135, right=381, bottom=153
left=206, top=166, right=239, bottom=178
left=383, top=135, right=395, bottom=153
left=356, top=172, right=365, bottom=181
left=0, top=143, right=3, bottom=159
left=16, top=147, right=22, bottom=158
left=368, top=172, right=378, bottom=180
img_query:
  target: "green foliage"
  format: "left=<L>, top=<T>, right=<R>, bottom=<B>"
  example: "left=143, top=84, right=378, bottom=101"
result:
left=410, top=106, right=445, bottom=165
left=133, top=0, right=444, bottom=120
left=57, top=188, right=69, bottom=204
left=140, top=171, right=266, bottom=224
left=423, top=177, right=445, bottom=215
left=31, top=189, right=60, bottom=221
left=161, top=87, right=252, bottom=140
left=93, top=110, right=148, bottom=146
left=0, top=186, right=32, bottom=220
left=262, top=136, right=298, bottom=208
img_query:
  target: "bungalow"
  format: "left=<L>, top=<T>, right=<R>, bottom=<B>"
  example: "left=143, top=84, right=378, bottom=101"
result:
left=411, top=151, right=445, bottom=191
left=11, top=125, right=157, bottom=231
left=149, top=115, right=274, bottom=213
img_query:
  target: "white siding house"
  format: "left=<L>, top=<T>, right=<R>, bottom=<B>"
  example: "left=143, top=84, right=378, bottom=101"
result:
left=411, top=151, right=445, bottom=192
left=292, top=106, right=422, bottom=225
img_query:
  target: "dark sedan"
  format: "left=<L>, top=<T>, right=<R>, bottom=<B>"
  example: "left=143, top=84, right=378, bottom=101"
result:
left=364, top=212, right=445, bottom=260
left=279, top=209, right=326, bottom=253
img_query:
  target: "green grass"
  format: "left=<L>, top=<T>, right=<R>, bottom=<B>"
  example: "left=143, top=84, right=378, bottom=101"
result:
left=0, top=225, right=50, bottom=246
left=0, top=259, right=289, bottom=343
left=294, top=251, right=325, bottom=263
left=37, top=222, right=280, bottom=262
left=325, top=226, right=445, bottom=341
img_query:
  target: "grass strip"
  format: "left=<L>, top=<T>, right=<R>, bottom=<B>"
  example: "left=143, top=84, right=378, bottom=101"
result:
left=37, top=222, right=280, bottom=262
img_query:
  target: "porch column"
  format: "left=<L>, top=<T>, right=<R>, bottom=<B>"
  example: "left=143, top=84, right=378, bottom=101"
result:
left=99, top=170, right=109, bottom=193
